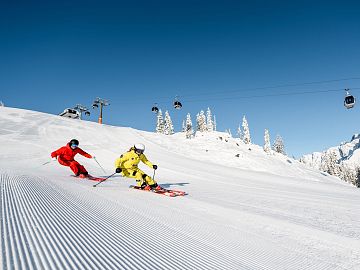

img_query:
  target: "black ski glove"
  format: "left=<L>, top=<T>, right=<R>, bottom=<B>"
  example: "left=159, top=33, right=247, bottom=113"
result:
left=116, top=168, right=122, bottom=173
left=153, top=165, right=158, bottom=170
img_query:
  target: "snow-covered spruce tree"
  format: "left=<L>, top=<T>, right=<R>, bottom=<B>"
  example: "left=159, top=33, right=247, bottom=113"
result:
left=328, top=151, right=340, bottom=176
left=213, top=115, right=217, bottom=131
left=182, top=119, right=186, bottom=132
left=242, top=116, right=251, bottom=144
left=185, top=113, right=193, bottom=139
left=320, top=152, right=330, bottom=173
left=320, top=151, right=339, bottom=176
left=164, top=110, right=174, bottom=135
left=272, top=134, right=285, bottom=155
left=199, top=110, right=207, bottom=132
left=338, top=163, right=356, bottom=185
left=354, top=167, right=360, bottom=187
left=155, top=109, right=164, bottom=134
left=206, top=107, right=214, bottom=132
left=237, top=125, right=243, bottom=141
left=196, top=113, right=200, bottom=131
left=264, top=129, right=271, bottom=153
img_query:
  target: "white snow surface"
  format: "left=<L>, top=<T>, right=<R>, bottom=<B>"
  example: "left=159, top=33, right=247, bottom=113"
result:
left=1, top=107, right=359, bottom=270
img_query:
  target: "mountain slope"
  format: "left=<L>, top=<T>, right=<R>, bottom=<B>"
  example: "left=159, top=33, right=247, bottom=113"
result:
left=300, top=134, right=360, bottom=170
left=1, top=107, right=359, bottom=270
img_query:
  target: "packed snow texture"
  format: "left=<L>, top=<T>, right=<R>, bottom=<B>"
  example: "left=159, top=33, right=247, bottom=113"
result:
left=0, top=107, right=359, bottom=270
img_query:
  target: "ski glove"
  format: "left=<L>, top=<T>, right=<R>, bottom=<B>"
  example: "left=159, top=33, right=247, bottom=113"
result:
left=153, top=165, right=158, bottom=170
left=116, top=168, right=122, bottom=173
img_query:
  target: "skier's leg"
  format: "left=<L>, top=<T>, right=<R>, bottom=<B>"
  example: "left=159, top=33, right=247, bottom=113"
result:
left=133, top=169, right=156, bottom=186
left=131, top=169, right=147, bottom=187
left=58, top=159, right=71, bottom=167
left=78, top=164, right=88, bottom=175
left=144, top=174, right=156, bottom=186
left=69, top=161, right=81, bottom=176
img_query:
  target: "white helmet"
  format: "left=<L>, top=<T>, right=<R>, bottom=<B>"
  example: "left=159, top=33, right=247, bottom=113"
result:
left=134, top=143, right=145, bottom=153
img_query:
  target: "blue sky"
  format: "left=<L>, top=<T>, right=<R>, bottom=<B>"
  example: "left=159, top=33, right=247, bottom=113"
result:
left=1, top=0, right=360, bottom=158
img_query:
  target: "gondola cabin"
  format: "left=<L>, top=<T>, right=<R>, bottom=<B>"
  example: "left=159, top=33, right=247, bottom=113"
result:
left=344, top=95, right=355, bottom=109
left=151, top=105, right=159, bottom=113
left=59, top=108, right=80, bottom=119
left=173, top=100, right=182, bottom=109
left=344, top=89, right=355, bottom=109
left=151, top=103, right=159, bottom=113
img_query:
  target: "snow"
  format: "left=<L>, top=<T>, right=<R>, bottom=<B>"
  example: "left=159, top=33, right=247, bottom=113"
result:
left=1, top=106, right=359, bottom=270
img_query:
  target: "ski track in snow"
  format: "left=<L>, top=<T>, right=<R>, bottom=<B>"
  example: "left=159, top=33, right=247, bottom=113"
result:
left=1, top=173, right=249, bottom=270
left=1, top=172, right=356, bottom=270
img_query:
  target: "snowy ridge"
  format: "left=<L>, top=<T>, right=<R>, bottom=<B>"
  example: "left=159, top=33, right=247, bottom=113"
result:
left=300, top=133, right=360, bottom=170
left=1, top=107, right=360, bottom=270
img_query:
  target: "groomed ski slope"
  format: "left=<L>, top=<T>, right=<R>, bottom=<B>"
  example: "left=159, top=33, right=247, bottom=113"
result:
left=1, top=107, right=359, bottom=270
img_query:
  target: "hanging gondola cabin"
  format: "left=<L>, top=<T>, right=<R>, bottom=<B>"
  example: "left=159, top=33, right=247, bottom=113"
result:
left=151, top=104, right=159, bottom=113
left=344, top=92, right=355, bottom=109
left=173, top=100, right=182, bottom=109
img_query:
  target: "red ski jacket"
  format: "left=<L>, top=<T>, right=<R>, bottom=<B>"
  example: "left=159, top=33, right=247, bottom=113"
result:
left=51, top=143, right=92, bottom=162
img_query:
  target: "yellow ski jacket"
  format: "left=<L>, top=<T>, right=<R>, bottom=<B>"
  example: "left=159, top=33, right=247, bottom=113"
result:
left=115, top=148, right=154, bottom=170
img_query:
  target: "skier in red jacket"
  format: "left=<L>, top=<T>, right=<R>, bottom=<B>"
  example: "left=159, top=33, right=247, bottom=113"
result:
left=51, top=139, right=93, bottom=178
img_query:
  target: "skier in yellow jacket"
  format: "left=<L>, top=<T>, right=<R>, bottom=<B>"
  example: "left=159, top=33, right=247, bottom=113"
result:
left=115, top=143, right=162, bottom=190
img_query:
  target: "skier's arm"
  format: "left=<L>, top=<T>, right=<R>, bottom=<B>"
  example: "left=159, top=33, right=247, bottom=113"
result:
left=115, top=152, right=130, bottom=169
left=51, top=147, right=63, bottom=158
left=114, top=157, right=122, bottom=168
left=77, top=148, right=92, bottom=159
left=140, top=154, right=154, bottom=169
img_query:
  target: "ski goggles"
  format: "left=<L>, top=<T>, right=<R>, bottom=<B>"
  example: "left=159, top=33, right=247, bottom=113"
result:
left=71, top=144, right=79, bottom=148
left=135, top=149, right=144, bottom=154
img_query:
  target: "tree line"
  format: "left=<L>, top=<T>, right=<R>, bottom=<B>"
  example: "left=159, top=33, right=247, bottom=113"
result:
left=155, top=108, right=286, bottom=156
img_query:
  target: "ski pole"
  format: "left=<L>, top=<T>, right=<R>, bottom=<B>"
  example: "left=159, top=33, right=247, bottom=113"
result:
left=93, top=157, right=106, bottom=174
left=42, top=158, right=56, bottom=166
left=152, top=169, right=156, bottom=181
left=93, top=172, right=116, bottom=188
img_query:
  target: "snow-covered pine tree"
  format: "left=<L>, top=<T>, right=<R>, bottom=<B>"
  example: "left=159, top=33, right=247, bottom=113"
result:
left=198, top=110, right=207, bottom=132
left=264, top=129, right=271, bottom=153
left=237, top=125, right=243, bottom=141
left=272, top=134, right=285, bottom=155
left=164, top=110, right=174, bottom=135
left=329, top=151, right=340, bottom=176
left=320, top=151, right=340, bottom=176
left=185, top=113, right=193, bottom=139
left=182, top=119, right=186, bottom=132
left=155, top=109, right=164, bottom=134
left=196, top=113, right=200, bottom=131
left=338, top=163, right=356, bottom=185
left=242, top=116, right=251, bottom=144
left=320, top=152, right=330, bottom=173
left=354, top=167, right=360, bottom=187
left=206, top=107, right=214, bottom=132
left=213, top=115, right=217, bottom=131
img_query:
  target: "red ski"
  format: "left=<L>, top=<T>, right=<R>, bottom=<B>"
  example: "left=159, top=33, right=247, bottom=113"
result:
left=129, top=185, right=187, bottom=197
left=71, top=175, right=106, bottom=182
